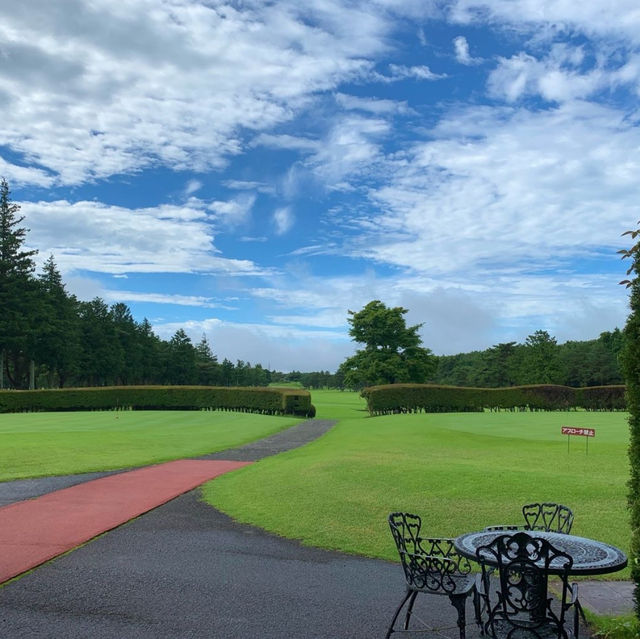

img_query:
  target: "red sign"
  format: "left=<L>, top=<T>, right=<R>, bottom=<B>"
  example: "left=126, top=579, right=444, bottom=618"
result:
left=561, top=426, right=595, bottom=437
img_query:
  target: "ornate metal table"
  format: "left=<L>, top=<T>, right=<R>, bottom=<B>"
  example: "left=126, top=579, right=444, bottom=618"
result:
left=454, top=529, right=627, bottom=576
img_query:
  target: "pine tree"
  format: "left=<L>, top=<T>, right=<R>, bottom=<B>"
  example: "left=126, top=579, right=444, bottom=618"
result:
left=37, top=255, right=80, bottom=387
left=0, top=178, right=38, bottom=388
left=195, top=334, right=219, bottom=385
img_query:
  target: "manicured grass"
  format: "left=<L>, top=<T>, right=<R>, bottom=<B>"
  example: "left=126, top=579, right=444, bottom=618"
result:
left=203, top=390, right=632, bottom=578
left=0, top=411, right=300, bottom=481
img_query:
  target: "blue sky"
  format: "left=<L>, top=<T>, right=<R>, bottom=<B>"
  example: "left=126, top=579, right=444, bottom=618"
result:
left=2, top=1, right=640, bottom=371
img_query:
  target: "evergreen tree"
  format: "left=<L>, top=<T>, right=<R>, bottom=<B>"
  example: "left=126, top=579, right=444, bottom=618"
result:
left=137, top=318, right=162, bottom=384
left=111, top=303, right=143, bottom=384
left=481, top=342, right=518, bottom=387
left=0, top=178, right=38, bottom=388
left=518, top=330, right=562, bottom=385
left=37, top=255, right=80, bottom=387
left=168, top=329, right=196, bottom=384
left=77, top=298, right=123, bottom=385
left=195, top=334, right=219, bottom=385
left=220, top=358, right=235, bottom=386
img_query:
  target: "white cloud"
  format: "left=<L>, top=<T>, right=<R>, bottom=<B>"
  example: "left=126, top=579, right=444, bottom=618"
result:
left=208, top=193, right=256, bottom=228
left=223, top=180, right=275, bottom=195
left=487, top=47, right=640, bottom=103
left=273, top=207, right=295, bottom=235
left=184, top=179, right=202, bottom=196
left=0, top=0, right=392, bottom=186
left=0, top=157, right=54, bottom=187
left=453, top=35, right=480, bottom=65
left=307, top=114, right=390, bottom=186
left=334, top=92, right=414, bottom=115
left=240, top=236, right=268, bottom=243
left=101, top=290, right=236, bottom=309
left=251, top=133, right=320, bottom=152
left=359, top=101, right=640, bottom=276
left=373, top=64, right=446, bottom=82
left=449, top=1, right=640, bottom=43
left=20, top=198, right=267, bottom=276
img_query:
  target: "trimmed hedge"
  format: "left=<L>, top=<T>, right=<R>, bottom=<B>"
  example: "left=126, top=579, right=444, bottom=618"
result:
left=0, top=385, right=314, bottom=417
left=361, top=383, right=626, bottom=415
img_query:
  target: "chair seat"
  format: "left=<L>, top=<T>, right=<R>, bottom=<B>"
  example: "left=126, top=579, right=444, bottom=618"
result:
left=412, top=571, right=475, bottom=596
left=489, top=617, right=569, bottom=639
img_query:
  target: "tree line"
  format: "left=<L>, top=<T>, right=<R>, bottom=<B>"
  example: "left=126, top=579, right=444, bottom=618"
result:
left=0, top=178, right=280, bottom=390
left=433, top=328, right=623, bottom=389
left=0, top=178, right=625, bottom=391
left=335, top=300, right=623, bottom=390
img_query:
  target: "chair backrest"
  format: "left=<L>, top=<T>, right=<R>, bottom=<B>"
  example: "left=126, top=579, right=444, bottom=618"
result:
left=522, top=502, right=574, bottom=534
left=388, top=512, right=472, bottom=594
left=476, top=531, right=573, bottom=638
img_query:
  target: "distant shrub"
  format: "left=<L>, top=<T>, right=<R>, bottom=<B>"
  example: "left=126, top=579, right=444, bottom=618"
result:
left=576, top=385, right=627, bottom=411
left=362, top=383, right=626, bottom=415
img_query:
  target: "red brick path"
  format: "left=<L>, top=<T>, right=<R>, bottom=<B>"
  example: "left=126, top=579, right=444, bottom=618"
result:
left=0, top=459, right=250, bottom=583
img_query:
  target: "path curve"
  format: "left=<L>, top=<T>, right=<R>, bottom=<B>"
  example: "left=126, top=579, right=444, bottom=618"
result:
left=0, top=419, right=337, bottom=507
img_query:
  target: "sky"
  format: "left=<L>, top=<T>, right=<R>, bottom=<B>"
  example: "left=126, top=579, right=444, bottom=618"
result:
left=2, top=1, right=640, bottom=372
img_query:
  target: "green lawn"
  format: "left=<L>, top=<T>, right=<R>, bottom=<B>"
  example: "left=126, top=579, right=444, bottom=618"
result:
left=203, top=390, right=632, bottom=578
left=0, top=410, right=300, bottom=481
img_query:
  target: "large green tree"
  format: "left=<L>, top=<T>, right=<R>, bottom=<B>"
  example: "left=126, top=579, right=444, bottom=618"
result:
left=338, top=300, right=435, bottom=389
left=620, top=226, right=640, bottom=618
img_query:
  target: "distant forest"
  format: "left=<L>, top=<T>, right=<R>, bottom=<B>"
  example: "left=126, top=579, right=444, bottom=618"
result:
left=432, top=329, right=623, bottom=389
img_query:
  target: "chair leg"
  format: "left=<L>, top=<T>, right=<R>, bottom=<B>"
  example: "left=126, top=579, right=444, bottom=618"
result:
left=403, top=590, right=419, bottom=630
left=385, top=589, right=412, bottom=639
left=473, top=588, right=481, bottom=630
left=449, top=594, right=467, bottom=639
left=574, top=600, right=586, bottom=638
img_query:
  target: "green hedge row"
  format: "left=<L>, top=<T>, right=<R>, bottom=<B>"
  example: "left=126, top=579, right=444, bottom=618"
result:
left=361, top=383, right=627, bottom=415
left=0, top=385, right=315, bottom=417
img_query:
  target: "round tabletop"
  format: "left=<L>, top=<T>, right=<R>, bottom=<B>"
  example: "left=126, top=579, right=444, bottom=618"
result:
left=454, top=530, right=627, bottom=576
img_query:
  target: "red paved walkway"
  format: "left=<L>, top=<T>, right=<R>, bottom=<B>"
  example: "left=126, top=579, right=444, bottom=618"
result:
left=0, top=459, right=250, bottom=584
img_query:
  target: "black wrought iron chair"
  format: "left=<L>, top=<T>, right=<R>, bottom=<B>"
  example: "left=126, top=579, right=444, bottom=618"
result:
left=387, top=512, right=477, bottom=639
left=475, top=531, right=580, bottom=638
left=485, top=502, right=574, bottom=534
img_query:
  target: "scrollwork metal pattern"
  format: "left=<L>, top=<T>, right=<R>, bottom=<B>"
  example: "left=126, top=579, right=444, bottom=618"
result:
left=476, top=532, right=574, bottom=638
left=523, top=503, right=574, bottom=534
left=387, top=512, right=477, bottom=639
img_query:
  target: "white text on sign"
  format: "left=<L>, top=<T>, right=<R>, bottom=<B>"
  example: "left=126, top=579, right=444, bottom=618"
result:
left=561, top=426, right=596, bottom=437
